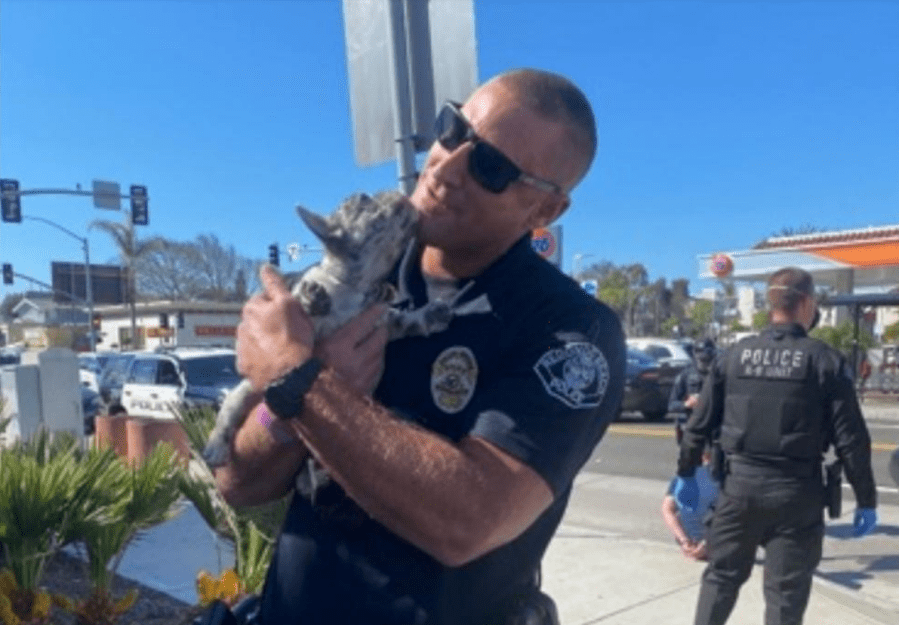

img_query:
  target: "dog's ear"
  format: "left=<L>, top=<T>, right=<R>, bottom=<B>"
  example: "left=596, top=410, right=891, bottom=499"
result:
left=297, top=205, right=351, bottom=256
left=297, top=205, right=330, bottom=239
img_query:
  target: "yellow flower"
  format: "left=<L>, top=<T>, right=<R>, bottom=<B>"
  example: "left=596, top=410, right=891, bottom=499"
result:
left=196, top=570, right=217, bottom=607
left=29, top=591, right=51, bottom=619
left=50, top=594, right=75, bottom=612
left=218, top=569, right=243, bottom=601
left=0, top=576, right=53, bottom=625
left=113, top=588, right=139, bottom=614
left=0, top=593, right=20, bottom=625
left=195, top=569, right=244, bottom=607
left=0, top=570, right=16, bottom=599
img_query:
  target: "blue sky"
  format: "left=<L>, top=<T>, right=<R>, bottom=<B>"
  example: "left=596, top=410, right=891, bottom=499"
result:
left=2, top=0, right=898, bottom=300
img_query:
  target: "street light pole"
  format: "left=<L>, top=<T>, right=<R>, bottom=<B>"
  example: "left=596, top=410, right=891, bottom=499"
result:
left=573, top=252, right=595, bottom=279
left=22, top=216, right=96, bottom=351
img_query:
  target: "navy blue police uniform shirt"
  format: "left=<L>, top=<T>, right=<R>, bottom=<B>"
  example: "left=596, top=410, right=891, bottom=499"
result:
left=260, top=235, right=626, bottom=625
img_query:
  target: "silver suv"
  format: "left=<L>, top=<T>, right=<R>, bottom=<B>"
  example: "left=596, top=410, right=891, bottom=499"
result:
left=121, top=348, right=241, bottom=419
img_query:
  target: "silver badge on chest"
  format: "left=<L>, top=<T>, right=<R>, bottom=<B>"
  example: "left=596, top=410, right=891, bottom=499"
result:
left=431, top=346, right=479, bottom=414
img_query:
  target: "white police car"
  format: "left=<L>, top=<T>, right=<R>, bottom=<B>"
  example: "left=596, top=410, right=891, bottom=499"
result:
left=120, top=347, right=241, bottom=419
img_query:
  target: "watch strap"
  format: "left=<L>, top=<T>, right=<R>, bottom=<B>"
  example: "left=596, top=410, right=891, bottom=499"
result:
left=264, top=357, right=324, bottom=420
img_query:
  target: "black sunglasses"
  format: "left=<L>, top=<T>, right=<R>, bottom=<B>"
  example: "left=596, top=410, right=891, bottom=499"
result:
left=434, top=101, right=563, bottom=195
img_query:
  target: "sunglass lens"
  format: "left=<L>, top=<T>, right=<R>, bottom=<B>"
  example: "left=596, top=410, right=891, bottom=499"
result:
left=469, top=142, right=519, bottom=194
left=435, top=104, right=466, bottom=151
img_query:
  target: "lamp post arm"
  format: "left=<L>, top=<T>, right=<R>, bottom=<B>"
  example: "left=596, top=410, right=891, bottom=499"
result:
left=22, top=215, right=86, bottom=245
left=20, top=215, right=96, bottom=350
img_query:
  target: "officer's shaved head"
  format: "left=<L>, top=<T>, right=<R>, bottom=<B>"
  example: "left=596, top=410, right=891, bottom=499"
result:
left=767, top=267, right=814, bottom=314
left=487, top=68, right=597, bottom=190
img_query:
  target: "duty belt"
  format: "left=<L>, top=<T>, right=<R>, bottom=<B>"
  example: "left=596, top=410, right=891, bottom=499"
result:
left=727, top=454, right=821, bottom=479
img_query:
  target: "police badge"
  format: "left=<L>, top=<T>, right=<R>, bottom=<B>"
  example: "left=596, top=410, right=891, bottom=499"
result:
left=431, top=346, right=479, bottom=414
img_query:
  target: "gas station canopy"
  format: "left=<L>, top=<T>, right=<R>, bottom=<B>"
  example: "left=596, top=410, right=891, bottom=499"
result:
left=698, top=224, right=899, bottom=292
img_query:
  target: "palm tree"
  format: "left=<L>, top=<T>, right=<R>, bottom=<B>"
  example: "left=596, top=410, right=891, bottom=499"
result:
left=89, top=220, right=161, bottom=349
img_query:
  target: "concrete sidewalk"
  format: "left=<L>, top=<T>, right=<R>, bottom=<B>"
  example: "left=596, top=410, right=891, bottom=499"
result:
left=113, top=398, right=899, bottom=622
left=114, top=474, right=899, bottom=624
left=543, top=472, right=899, bottom=625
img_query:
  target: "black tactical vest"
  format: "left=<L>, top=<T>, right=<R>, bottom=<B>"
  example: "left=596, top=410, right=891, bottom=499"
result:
left=684, top=367, right=706, bottom=398
left=718, top=325, right=828, bottom=461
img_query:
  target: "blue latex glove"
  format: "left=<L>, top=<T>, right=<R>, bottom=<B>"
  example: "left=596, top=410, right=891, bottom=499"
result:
left=673, top=476, right=699, bottom=512
left=853, top=508, right=877, bottom=538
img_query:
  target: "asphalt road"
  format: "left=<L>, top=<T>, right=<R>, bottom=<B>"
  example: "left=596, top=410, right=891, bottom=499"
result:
left=589, top=410, right=899, bottom=507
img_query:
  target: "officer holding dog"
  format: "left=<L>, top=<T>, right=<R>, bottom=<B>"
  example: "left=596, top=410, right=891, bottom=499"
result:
left=217, top=69, right=624, bottom=625
left=674, top=267, right=877, bottom=625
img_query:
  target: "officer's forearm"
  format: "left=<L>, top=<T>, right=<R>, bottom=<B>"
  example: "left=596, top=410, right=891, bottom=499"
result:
left=214, top=400, right=310, bottom=507
left=288, top=368, right=553, bottom=567
left=843, top=449, right=878, bottom=509
left=677, top=408, right=712, bottom=476
left=832, top=396, right=878, bottom=508
left=677, top=437, right=703, bottom=477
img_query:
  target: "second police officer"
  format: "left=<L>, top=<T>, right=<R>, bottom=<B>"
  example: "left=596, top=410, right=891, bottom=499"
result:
left=669, top=337, right=716, bottom=445
left=673, top=267, right=878, bottom=625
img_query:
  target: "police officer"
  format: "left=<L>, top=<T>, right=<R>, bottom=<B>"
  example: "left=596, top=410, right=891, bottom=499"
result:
left=669, top=338, right=716, bottom=444
left=218, top=69, right=623, bottom=625
left=673, top=267, right=878, bottom=625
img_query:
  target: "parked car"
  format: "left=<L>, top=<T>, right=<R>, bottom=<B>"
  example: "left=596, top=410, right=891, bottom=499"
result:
left=81, top=384, right=104, bottom=435
left=78, top=351, right=114, bottom=393
left=626, top=337, right=692, bottom=370
left=620, top=348, right=681, bottom=421
left=0, top=349, right=21, bottom=366
left=121, top=348, right=241, bottom=419
left=98, top=352, right=137, bottom=407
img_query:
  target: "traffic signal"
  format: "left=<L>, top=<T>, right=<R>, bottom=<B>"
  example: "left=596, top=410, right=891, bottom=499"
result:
left=92, top=313, right=102, bottom=331
left=130, top=185, right=149, bottom=226
left=1, top=179, right=21, bottom=223
left=159, top=313, right=169, bottom=329
left=268, top=244, right=280, bottom=267
left=2, top=263, right=12, bottom=285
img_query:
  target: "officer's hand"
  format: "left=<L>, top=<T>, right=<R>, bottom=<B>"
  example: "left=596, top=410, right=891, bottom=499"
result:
left=237, top=265, right=314, bottom=391
left=673, top=476, right=699, bottom=512
left=314, top=304, right=389, bottom=395
left=852, top=508, right=877, bottom=538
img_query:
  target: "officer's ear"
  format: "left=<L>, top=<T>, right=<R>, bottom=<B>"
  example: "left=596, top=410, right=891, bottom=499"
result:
left=800, top=295, right=819, bottom=331
left=527, top=193, right=569, bottom=231
left=809, top=307, right=821, bottom=331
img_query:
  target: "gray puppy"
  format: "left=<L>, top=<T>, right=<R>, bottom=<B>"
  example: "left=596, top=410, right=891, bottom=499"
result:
left=203, top=190, right=417, bottom=468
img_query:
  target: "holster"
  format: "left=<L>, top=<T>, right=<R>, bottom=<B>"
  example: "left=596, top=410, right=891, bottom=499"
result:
left=824, top=460, right=843, bottom=519
left=710, top=441, right=726, bottom=482
left=503, top=588, right=560, bottom=625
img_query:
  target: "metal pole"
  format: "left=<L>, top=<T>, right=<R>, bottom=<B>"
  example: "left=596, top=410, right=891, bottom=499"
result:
left=20, top=216, right=96, bottom=351
left=852, top=303, right=861, bottom=380
left=127, top=217, right=137, bottom=349
left=83, top=240, right=96, bottom=352
left=387, top=0, right=418, bottom=195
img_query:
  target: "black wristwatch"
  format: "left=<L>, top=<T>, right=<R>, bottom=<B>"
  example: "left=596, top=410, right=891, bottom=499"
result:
left=264, top=357, right=325, bottom=420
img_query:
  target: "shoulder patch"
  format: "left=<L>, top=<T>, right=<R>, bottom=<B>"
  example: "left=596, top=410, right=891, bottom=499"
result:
left=431, top=346, right=479, bottom=414
left=534, top=342, right=609, bottom=409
